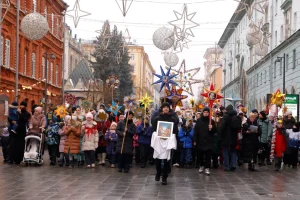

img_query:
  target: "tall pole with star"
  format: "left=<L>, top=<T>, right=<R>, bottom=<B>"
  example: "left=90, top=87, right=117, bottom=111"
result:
left=139, top=93, right=153, bottom=128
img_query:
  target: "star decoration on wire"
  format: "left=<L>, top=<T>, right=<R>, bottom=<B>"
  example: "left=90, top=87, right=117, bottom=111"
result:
left=170, top=59, right=202, bottom=96
left=81, top=99, right=93, bottom=110
left=95, top=44, right=110, bottom=59
left=153, top=66, right=178, bottom=92
left=201, top=83, right=223, bottom=108
left=115, top=0, right=133, bottom=17
left=107, top=101, right=123, bottom=116
left=66, top=0, right=91, bottom=28
left=234, top=0, right=268, bottom=20
left=164, top=85, right=188, bottom=110
left=123, top=28, right=131, bottom=44
left=249, top=19, right=263, bottom=41
left=174, top=36, right=191, bottom=52
left=139, top=93, right=153, bottom=109
left=225, top=92, right=242, bottom=108
left=168, top=4, right=199, bottom=41
left=0, top=0, right=11, bottom=24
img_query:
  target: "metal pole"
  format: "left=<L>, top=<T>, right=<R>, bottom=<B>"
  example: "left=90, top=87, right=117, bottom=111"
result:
left=44, top=50, right=48, bottom=114
left=112, top=86, right=114, bottom=102
left=15, top=0, right=20, bottom=101
left=283, top=53, right=286, bottom=93
left=61, top=14, right=66, bottom=105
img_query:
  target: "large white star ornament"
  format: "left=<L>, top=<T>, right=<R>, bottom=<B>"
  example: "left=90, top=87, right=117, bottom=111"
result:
left=66, top=0, right=91, bottom=28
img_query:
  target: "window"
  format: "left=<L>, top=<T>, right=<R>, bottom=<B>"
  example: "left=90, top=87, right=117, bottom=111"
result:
left=51, top=13, right=54, bottom=34
left=24, top=50, right=27, bottom=75
left=42, top=57, right=45, bottom=79
left=33, top=0, right=36, bottom=13
left=285, top=8, right=292, bottom=39
left=0, top=36, right=3, bottom=66
left=130, top=54, right=134, bottom=60
left=5, top=39, right=10, bottom=68
left=265, top=69, right=267, bottom=83
left=286, top=54, right=289, bottom=71
left=275, top=0, right=278, bottom=15
left=31, top=53, right=36, bottom=78
left=275, top=31, right=277, bottom=46
left=280, top=25, right=283, bottom=42
left=44, top=6, right=47, bottom=17
left=56, top=65, right=59, bottom=86
left=293, top=49, right=296, bottom=69
left=294, top=12, right=297, bottom=32
left=230, top=66, right=232, bottom=82
left=50, top=62, right=53, bottom=84
left=260, top=73, right=262, bottom=85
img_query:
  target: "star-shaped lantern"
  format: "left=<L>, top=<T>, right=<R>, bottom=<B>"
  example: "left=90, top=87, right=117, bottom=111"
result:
left=65, top=94, right=76, bottom=105
left=66, top=0, right=91, bottom=28
left=133, top=107, right=145, bottom=119
left=201, top=83, right=223, bottom=108
left=107, top=101, right=123, bottom=116
left=165, top=85, right=188, bottom=110
left=55, top=106, right=68, bottom=118
left=168, top=4, right=199, bottom=41
left=270, top=89, right=285, bottom=108
left=225, top=92, right=242, bottom=108
left=124, top=96, right=136, bottom=108
left=153, top=66, right=178, bottom=92
left=139, top=93, right=153, bottom=109
left=81, top=99, right=93, bottom=110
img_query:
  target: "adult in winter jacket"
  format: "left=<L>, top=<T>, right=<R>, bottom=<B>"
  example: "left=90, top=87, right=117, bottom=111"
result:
left=242, top=113, right=260, bottom=171
left=284, top=122, right=300, bottom=168
left=81, top=112, right=99, bottom=168
left=178, top=119, right=194, bottom=168
left=116, top=111, right=136, bottom=173
left=219, top=105, right=239, bottom=171
left=193, top=107, right=217, bottom=175
left=152, top=102, right=179, bottom=185
left=257, top=111, right=273, bottom=166
left=28, top=106, right=46, bottom=135
left=136, top=117, right=153, bottom=168
left=283, top=111, right=296, bottom=129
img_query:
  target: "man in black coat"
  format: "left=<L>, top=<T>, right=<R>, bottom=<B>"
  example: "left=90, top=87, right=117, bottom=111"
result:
left=219, top=105, right=239, bottom=171
left=152, top=102, right=179, bottom=185
left=193, top=107, right=217, bottom=175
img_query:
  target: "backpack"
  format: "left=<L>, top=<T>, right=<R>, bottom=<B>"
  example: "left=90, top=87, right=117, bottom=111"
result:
left=231, top=115, right=242, bottom=130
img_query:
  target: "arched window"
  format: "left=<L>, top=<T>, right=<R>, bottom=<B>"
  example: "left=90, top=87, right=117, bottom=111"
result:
left=24, top=50, right=27, bottom=75
left=33, top=0, right=37, bottom=13
left=56, top=65, right=59, bottom=86
left=50, top=62, right=53, bottom=84
left=5, top=38, right=10, bottom=68
left=51, top=13, right=54, bottom=34
left=291, top=86, right=296, bottom=94
left=31, top=53, right=36, bottom=78
left=42, top=57, right=45, bottom=79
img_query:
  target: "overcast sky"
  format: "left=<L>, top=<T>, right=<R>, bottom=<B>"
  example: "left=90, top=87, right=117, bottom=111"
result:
left=63, top=0, right=238, bottom=100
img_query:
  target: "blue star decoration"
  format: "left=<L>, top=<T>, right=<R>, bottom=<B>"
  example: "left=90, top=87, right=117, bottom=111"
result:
left=107, top=101, right=123, bottom=116
left=153, top=66, right=178, bottom=92
left=225, top=92, right=242, bottom=108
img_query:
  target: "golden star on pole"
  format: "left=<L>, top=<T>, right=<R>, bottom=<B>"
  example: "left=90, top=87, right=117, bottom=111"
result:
left=270, top=89, right=285, bottom=108
left=55, top=105, right=68, bottom=118
left=139, top=93, right=153, bottom=108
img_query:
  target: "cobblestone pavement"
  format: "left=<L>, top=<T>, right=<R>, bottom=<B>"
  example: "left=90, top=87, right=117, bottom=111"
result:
left=0, top=160, right=300, bottom=200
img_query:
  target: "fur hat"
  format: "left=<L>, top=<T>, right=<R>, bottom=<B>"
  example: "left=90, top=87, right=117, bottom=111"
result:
left=99, top=103, right=105, bottom=109
left=94, top=109, right=108, bottom=122
left=202, top=107, right=210, bottom=113
left=110, top=122, right=117, bottom=129
left=161, top=102, right=170, bottom=109
left=85, top=112, right=93, bottom=120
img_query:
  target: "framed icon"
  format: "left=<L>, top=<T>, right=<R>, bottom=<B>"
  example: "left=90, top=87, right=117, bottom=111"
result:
left=156, top=121, right=174, bottom=138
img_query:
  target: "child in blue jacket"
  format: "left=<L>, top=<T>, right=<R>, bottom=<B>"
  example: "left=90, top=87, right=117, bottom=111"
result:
left=178, top=119, right=194, bottom=168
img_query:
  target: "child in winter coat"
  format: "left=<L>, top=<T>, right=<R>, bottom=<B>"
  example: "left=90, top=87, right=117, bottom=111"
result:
left=64, top=116, right=82, bottom=168
left=81, top=112, right=99, bottom=168
left=136, top=117, right=153, bottom=168
left=8, top=101, right=18, bottom=133
left=285, top=122, right=300, bottom=168
left=274, top=120, right=287, bottom=171
left=178, top=119, right=194, bottom=168
left=58, top=120, right=69, bottom=167
left=46, top=120, right=60, bottom=165
left=104, top=122, right=118, bottom=168
left=1, top=127, right=10, bottom=162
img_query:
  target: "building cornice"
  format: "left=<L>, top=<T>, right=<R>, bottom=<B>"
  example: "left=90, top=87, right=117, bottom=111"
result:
left=246, top=29, right=300, bottom=75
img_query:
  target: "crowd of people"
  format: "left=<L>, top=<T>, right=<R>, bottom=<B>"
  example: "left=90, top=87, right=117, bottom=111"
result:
left=2, top=99, right=300, bottom=185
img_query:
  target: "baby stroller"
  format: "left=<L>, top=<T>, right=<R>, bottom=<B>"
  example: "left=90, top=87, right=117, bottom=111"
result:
left=23, top=132, right=44, bottom=165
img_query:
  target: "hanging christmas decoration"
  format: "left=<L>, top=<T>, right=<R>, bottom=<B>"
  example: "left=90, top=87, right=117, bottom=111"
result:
left=170, top=59, right=202, bottom=96
left=54, top=106, right=68, bottom=118
left=174, top=35, right=190, bottom=52
left=123, top=28, right=131, bottom=44
left=234, top=0, right=268, bottom=20
left=246, top=20, right=263, bottom=46
left=165, top=86, right=188, bottom=110
left=0, top=0, right=10, bottom=24
left=66, top=0, right=91, bottom=28
left=255, top=42, right=268, bottom=56
left=225, top=92, right=242, bottom=108
left=115, top=0, right=133, bottom=17
left=168, top=4, right=199, bottom=41
left=106, top=76, right=120, bottom=87
left=21, top=13, right=49, bottom=41
left=65, top=94, right=76, bottom=105
left=164, top=52, right=179, bottom=67
left=153, top=66, right=178, bottom=92
left=107, top=101, right=123, bottom=116
left=153, top=27, right=175, bottom=50
left=133, top=107, right=145, bottom=119
left=81, top=99, right=93, bottom=110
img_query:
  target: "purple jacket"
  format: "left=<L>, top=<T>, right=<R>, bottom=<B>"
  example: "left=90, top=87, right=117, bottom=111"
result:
left=104, top=130, right=117, bottom=154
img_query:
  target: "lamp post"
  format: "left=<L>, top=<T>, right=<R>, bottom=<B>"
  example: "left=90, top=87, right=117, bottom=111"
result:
left=275, top=53, right=286, bottom=93
left=44, top=50, right=56, bottom=114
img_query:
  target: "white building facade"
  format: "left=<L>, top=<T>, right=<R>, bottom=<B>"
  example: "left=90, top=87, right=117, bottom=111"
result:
left=219, top=0, right=300, bottom=111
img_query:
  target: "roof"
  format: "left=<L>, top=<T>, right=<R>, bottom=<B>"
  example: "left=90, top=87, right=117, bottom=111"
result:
left=69, top=59, right=93, bottom=86
left=217, top=0, right=254, bottom=48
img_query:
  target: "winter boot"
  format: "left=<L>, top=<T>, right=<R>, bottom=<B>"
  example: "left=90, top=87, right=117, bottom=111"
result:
left=162, top=177, right=167, bottom=185
left=155, top=174, right=160, bottom=181
left=101, top=153, right=106, bottom=166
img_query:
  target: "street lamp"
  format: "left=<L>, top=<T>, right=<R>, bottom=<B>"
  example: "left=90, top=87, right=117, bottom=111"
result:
left=44, top=50, right=56, bottom=114
left=275, top=53, right=286, bottom=94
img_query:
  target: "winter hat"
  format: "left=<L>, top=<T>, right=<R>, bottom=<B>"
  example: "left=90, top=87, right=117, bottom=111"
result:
left=225, top=105, right=233, bottom=112
left=252, top=109, right=258, bottom=113
left=110, top=122, right=117, bottom=129
left=202, top=107, right=210, bottom=113
left=34, top=106, right=43, bottom=113
left=20, top=101, right=27, bottom=107
left=260, top=111, right=267, bottom=119
left=99, top=103, right=105, bottom=109
left=12, top=101, right=18, bottom=106
left=286, top=111, right=292, bottom=115
left=161, top=102, right=170, bottom=109
left=219, top=106, right=225, bottom=111
left=85, top=112, right=93, bottom=120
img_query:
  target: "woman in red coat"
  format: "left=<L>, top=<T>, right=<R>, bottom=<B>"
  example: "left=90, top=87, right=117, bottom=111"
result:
left=274, top=120, right=287, bottom=171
